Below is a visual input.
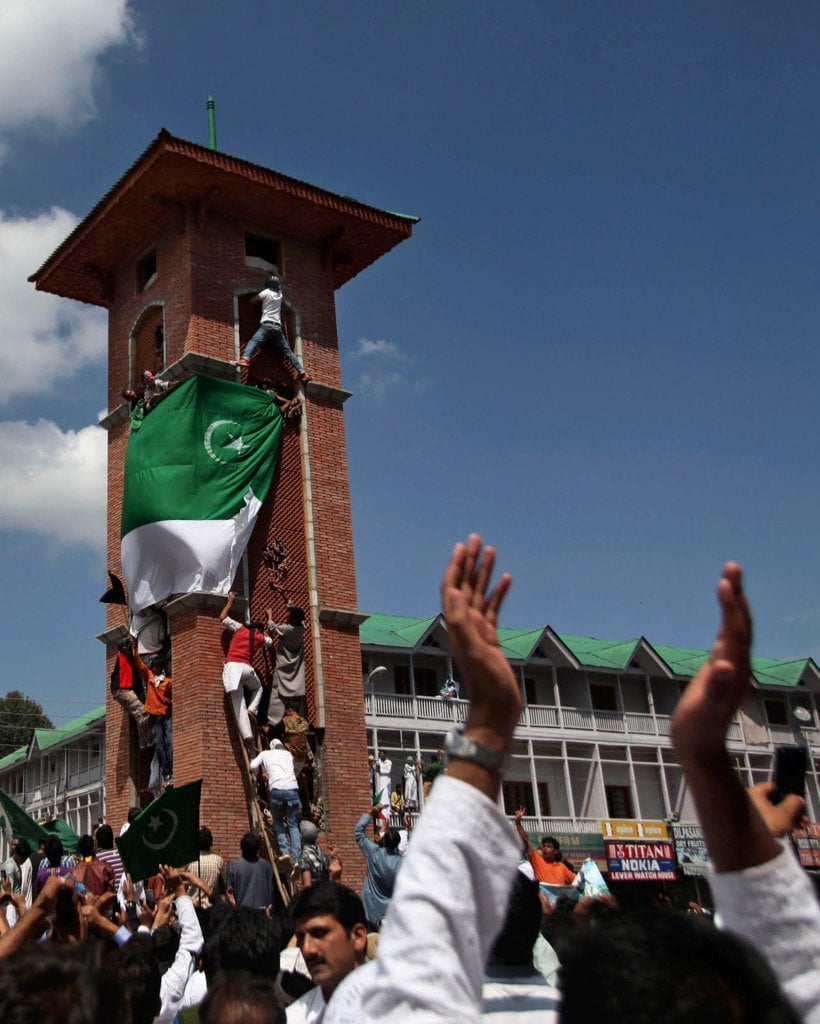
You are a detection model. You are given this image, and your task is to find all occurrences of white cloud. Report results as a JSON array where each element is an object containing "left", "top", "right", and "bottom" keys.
[
  {"left": 0, "top": 207, "right": 107, "bottom": 403},
  {"left": 0, "top": 418, "right": 105, "bottom": 550},
  {"left": 351, "top": 338, "right": 407, "bottom": 360},
  {"left": 0, "top": 1, "right": 139, "bottom": 142},
  {"left": 354, "top": 371, "right": 405, "bottom": 400}
]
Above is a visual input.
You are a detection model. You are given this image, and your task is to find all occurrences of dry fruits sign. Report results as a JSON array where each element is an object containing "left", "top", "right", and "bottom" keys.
[{"left": 605, "top": 840, "right": 678, "bottom": 881}]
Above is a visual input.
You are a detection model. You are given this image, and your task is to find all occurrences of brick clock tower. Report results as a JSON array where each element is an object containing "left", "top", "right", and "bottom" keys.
[{"left": 29, "top": 130, "right": 416, "bottom": 882}]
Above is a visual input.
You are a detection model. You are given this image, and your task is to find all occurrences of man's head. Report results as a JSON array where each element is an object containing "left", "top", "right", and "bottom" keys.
[
  {"left": 44, "top": 835, "right": 64, "bottom": 868},
  {"left": 290, "top": 882, "right": 367, "bottom": 1000},
  {"left": 117, "top": 934, "right": 161, "bottom": 1024},
  {"left": 202, "top": 907, "right": 280, "bottom": 984},
  {"left": 287, "top": 605, "right": 305, "bottom": 625},
  {"left": 381, "top": 829, "right": 401, "bottom": 853},
  {"left": 199, "top": 826, "right": 214, "bottom": 853},
  {"left": 265, "top": 272, "right": 280, "bottom": 290},
  {"left": 95, "top": 823, "right": 114, "bottom": 851},
  {"left": 142, "top": 369, "right": 155, "bottom": 382},
  {"left": 540, "top": 835, "right": 561, "bottom": 863},
  {"left": 77, "top": 834, "right": 95, "bottom": 859},
  {"left": 13, "top": 838, "right": 30, "bottom": 864},
  {"left": 240, "top": 832, "right": 259, "bottom": 861},
  {"left": 200, "top": 971, "right": 284, "bottom": 1024},
  {"left": 152, "top": 657, "right": 167, "bottom": 678},
  {"left": 559, "top": 911, "right": 800, "bottom": 1024},
  {"left": 127, "top": 806, "right": 141, "bottom": 825},
  {"left": 299, "top": 820, "right": 319, "bottom": 847}
]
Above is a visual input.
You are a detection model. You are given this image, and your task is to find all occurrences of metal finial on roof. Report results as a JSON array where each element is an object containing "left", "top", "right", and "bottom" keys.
[{"left": 207, "top": 96, "right": 217, "bottom": 151}]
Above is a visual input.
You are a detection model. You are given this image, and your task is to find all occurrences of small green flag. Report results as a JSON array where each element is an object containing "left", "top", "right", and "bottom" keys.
[
  {"left": 116, "top": 780, "right": 202, "bottom": 882},
  {"left": 0, "top": 790, "right": 49, "bottom": 848},
  {"left": 121, "top": 375, "right": 283, "bottom": 613}
]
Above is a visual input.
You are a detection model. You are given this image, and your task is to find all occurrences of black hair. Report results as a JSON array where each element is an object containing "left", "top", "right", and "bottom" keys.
[
  {"left": 559, "top": 911, "right": 801, "bottom": 1024},
  {"left": 200, "top": 971, "right": 285, "bottom": 1024},
  {"left": 489, "top": 873, "right": 541, "bottom": 967},
  {"left": 382, "top": 829, "right": 401, "bottom": 853},
  {"left": 541, "top": 835, "right": 560, "bottom": 850},
  {"left": 15, "top": 837, "right": 31, "bottom": 860},
  {"left": 289, "top": 881, "right": 366, "bottom": 934},
  {"left": 199, "top": 826, "right": 214, "bottom": 852},
  {"left": 127, "top": 807, "right": 141, "bottom": 825},
  {"left": 288, "top": 606, "right": 305, "bottom": 624},
  {"left": 44, "top": 835, "right": 64, "bottom": 867},
  {"left": 0, "top": 941, "right": 125, "bottom": 1023},
  {"left": 250, "top": 621, "right": 267, "bottom": 633},
  {"left": 77, "top": 834, "right": 95, "bottom": 859},
  {"left": 117, "top": 934, "right": 161, "bottom": 1024},
  {"left": 265, "top": 273, "right": 281, "bottom": 290},
  {"left": 240, "top": 832, "right": 259, "bottom": 861},
  {"left": 95, "top": 824, "right": 114, "bottom": 850},
  {"left": 202, "top": 907, "right": 280, "bottom": 984},
  {"left": 151, "top": 923, "right": 180, "bottom": 975}
]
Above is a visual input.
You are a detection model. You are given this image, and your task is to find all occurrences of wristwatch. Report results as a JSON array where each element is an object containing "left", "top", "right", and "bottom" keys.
[{"left": 444, "top": 724, "right": 507, "bottom": 773}]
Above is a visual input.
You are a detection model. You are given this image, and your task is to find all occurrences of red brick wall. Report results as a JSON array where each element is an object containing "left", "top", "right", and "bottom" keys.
[{"left": 104, "top": 201, "right": 371, "bottom": 882}]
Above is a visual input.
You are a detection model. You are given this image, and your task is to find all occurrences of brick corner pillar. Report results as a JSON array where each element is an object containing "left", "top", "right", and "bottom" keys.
[{"left": 165, "top": 595, "right": 252, "bottom": 863}]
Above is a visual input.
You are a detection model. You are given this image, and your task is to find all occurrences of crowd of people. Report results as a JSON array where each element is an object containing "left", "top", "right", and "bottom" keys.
[{"left": 2, "top": 536, "right": 819, "bottom": 1024}]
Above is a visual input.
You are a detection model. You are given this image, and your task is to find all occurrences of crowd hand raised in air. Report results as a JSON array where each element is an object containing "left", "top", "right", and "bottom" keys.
[
  {"left": 671, "top": 563, "right": 803, "bottom": 872},
  {"left": 441, "top": 534, "right": 520, "bottom": 797}
]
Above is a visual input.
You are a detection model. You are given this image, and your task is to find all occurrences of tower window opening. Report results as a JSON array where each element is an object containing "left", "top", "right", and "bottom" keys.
[
  {"left": 137, "top": 249, "right": 157, "bottom": 292},
  {"left": 245, "top": 233, "right": 282, "bottom": 271}
]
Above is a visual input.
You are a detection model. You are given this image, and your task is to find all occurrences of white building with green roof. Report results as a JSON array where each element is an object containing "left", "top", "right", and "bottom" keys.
[{"left": 360, "top": 612, "right": 820, "bottom": 837}]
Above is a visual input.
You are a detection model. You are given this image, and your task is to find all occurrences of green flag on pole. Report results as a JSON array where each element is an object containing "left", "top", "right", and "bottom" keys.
[
  {"left": 116, "top": 780, "right": 202, "bottom": 882},
  {"left": 121, "top": 375, "right": 283, "bottom": 613},
  {"left": 0, "top": 790, "right": 49, "bottom": 848}
]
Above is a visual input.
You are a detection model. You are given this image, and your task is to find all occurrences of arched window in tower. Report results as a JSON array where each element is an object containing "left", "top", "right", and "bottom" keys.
[{"left": 129, "top": 304, "right": 165, "bottom": 389}]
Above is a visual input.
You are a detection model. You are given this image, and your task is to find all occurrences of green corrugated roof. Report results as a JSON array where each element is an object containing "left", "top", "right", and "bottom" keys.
[
  {"left": 0, "top": 747, "right": 27, "bottom": 771},
  {"left": 361, "top": 617, "right": 815, "bottom": 687},
  {"left": 32, "top": 706, "right": 105, "bottom": 752},
  {"left": 496, "top": 628, "right": 545, "bottom": 660},
  {"left": 751, "top": 658, "right": 810, "bottom": 689},
  {"left": 557, "top": 636, "right": 641, "bottom": 671},
  {"left": 360, "top": 614, "right": 439, "bottom": 648},
  {"left": 652, "top": 645, "right": 711, "bottom": 677}
]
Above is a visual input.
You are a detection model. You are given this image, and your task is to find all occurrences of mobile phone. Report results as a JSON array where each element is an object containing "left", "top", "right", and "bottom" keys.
[
  {"left": 774, "top": 745, "right": 807, "bottom": 804},
  {"left": 145, "top": 890, "right": 156, "bottom": 910}
]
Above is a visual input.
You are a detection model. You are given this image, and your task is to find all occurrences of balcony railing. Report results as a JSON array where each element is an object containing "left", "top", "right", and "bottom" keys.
[{"left": 365, "top": 694, "right": 769, "bottom": 746}]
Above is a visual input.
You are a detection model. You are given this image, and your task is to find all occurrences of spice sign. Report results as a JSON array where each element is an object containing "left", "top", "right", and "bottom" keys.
[
  {"left": 606, "top": 840, "right": 677, "bottom": 881},
  {"left": 601, "top": 819, "right": 669, "bottom": 841}
]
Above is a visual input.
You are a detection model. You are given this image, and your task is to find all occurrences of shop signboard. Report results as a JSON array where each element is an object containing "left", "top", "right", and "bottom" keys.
[
  {"left": 601, "top": 819, "right": 669, "bottom": 841},
  {"left": 606, "top": 839, "right": 677, "bottom": 881},
  {"left": 550, "top": 831, "right": 608, "bottom": 872},
  {"left": 671, "top": 823, "right": 710, "bottom": 877},
  {"left": 792, "top": 823, "right": 820, "bottom": 868}
]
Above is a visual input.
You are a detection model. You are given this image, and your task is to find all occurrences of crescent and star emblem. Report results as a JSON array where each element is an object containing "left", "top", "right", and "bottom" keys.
[
  {"left": 142, "top": 809, "right": 179, "bottom": 850},
  {"left": 204, "top": 419, "right": 249, "bottom": 464}
]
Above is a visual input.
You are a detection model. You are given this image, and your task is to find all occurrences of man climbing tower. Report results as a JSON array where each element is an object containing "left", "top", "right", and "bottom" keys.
[
  {"left": 268, "top": 603, "right": 307, "bottom": 709},
  {"left": 219, "top": 592, "right": 274, "bottom": 757},
  {"left": 236, "top": 271, "right": 312, "bottom": 383}
]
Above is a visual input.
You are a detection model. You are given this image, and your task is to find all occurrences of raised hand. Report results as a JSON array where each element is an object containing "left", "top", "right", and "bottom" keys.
[
  {"left": 748, "top": 782, "right": 807, "bottom": 838},
  {"left": 672, "top": 562, "right": 752, "bottom": 768},
  {"left": 441, "top": 535, "right": 520, "bottom": 745}
]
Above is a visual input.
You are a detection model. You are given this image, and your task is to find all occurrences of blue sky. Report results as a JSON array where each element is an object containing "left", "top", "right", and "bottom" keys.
[{"left": 1, "top": 1, "right": 819, "bottom": 727}]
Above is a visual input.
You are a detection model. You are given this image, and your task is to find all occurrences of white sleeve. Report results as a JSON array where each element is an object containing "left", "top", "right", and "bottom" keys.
[
  {"left": 222, "top": 617, "right": 242, "bottom": 633},
  {"left": 362, "top": 775, "right": 520, "bottom": 1024},
  {"left": 711, "top": 845, "right": 820, "bottom": 1024},
  {"left": 158, "top": 896, "right": 204, "bottom": 1018}
]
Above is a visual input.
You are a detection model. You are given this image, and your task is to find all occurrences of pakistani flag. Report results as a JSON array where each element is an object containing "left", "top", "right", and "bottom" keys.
[
  {"left": 121, "top": 375, "right": 283, "bottom": 613},
  {"left": 117, "top": 780, "right": 201, "bottom": 881},
  {"left": 0, "top": 790, "right": 49, "bottom": 848}
]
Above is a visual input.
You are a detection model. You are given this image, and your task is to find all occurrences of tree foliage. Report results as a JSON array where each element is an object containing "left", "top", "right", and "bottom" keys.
[{"left": 0, "top": 691, "right": 53, "bottom": 757}]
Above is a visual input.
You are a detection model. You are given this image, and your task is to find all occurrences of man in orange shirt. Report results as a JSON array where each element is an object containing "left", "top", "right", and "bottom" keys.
[
  {"left": 135, "top": 646, "right": 173, "bottom": 787},
  {"left": 513, "top": 808, "right": 576, "bottom": 885}
]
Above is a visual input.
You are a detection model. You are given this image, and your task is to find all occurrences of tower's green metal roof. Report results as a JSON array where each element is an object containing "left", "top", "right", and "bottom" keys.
[
  {"left": 652, "top": 645, "right": 712, "bottom": 678},
  {"left": 750, "top": 658, "right": 812, "bottom": 689},
  {"left": 496, "top": 628, "right": 546, "bottom": 660}
]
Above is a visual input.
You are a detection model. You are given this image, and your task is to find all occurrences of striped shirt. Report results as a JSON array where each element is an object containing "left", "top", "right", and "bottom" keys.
[{"left": 96, "top": 848, "right": 124, "bottom": 890}]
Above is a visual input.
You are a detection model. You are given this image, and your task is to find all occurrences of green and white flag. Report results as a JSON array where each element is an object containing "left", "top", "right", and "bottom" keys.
[
  {"left": 117, "top": 780, "right": 201, "bottom": 881},
  {"left": 121, "top": 375, "right": 283, "bottom": 613}
]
